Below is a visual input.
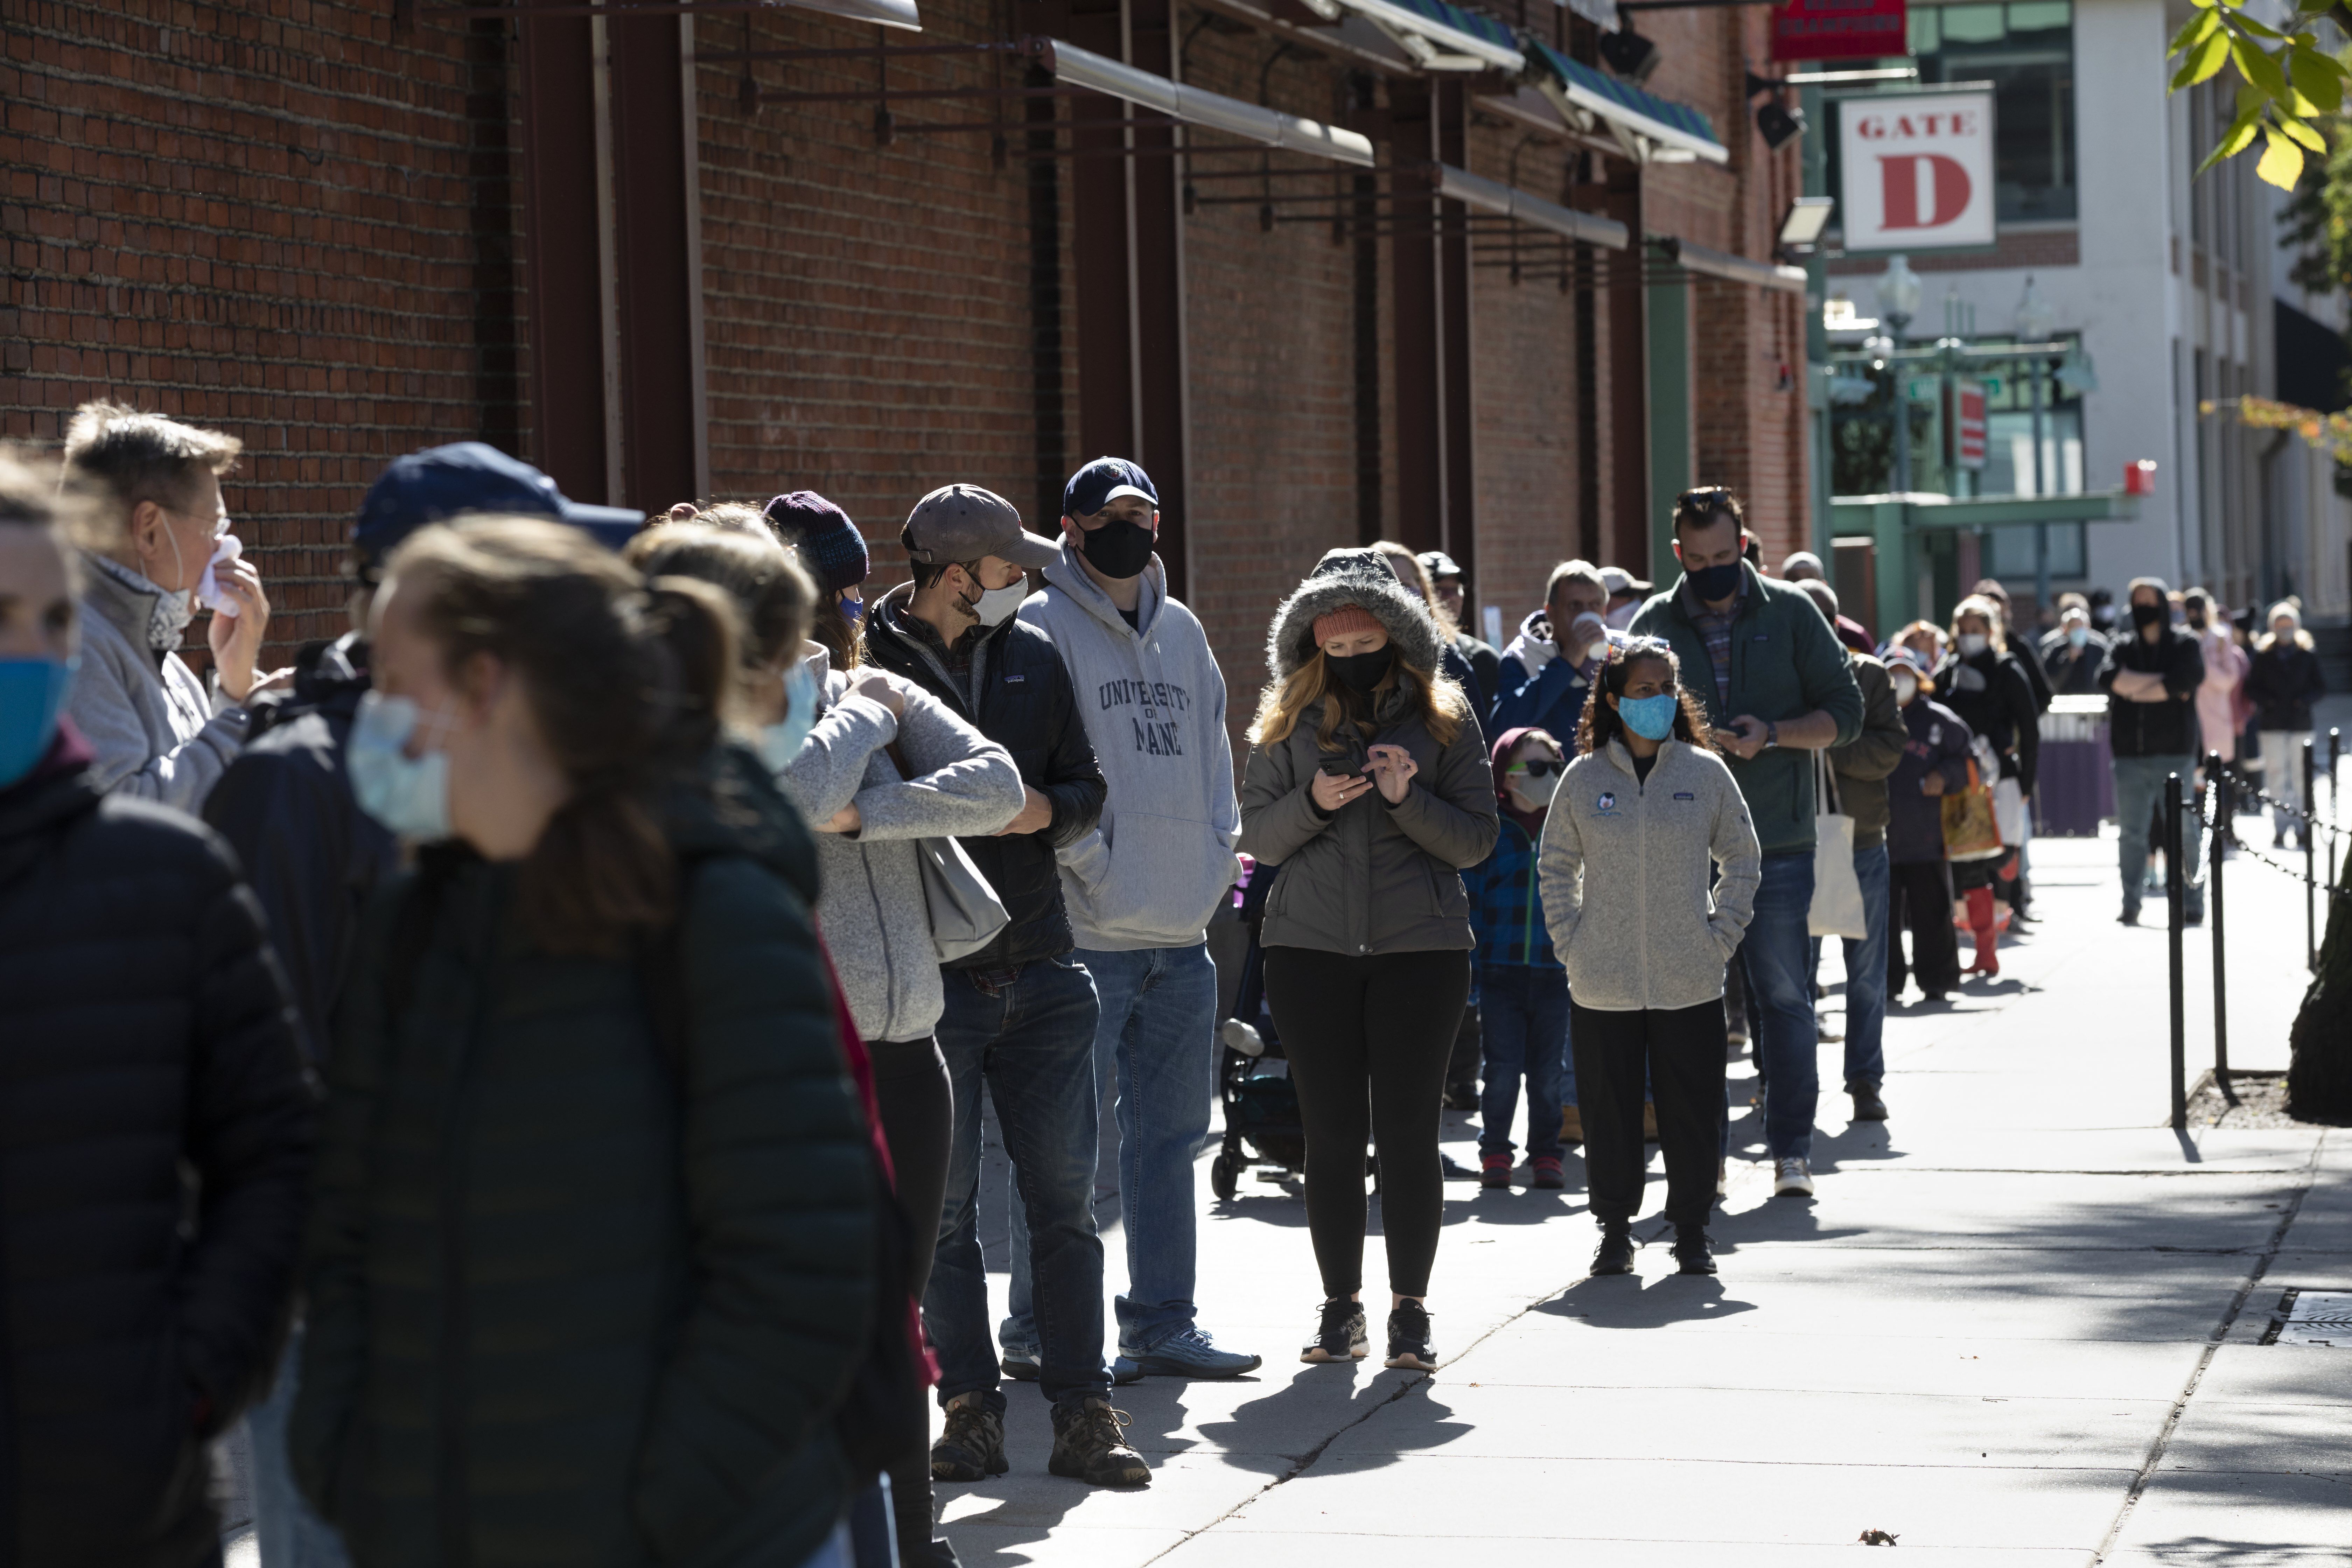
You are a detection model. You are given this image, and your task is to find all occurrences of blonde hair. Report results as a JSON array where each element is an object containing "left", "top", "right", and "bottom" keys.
[
  {"left": 1250, "top": 647, "right": 1469, "bottom": 750},
  {"left": 1895, "top": 619, "right": 1947, "bottom": 657},
  {"left": 1948, "top": 595, "right": 2008, "bottom": 655},
  {"left": 1371, "top": 540, "right": 1454, "bottom": 636},
  {"left": 61, "top": 401, "right": 242, "bottom": 518}
]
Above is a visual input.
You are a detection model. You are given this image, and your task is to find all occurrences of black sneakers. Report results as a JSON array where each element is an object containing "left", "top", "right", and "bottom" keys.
[
  {"left": 1672, "top": 1224, "right": 1717, "bottom": 1275},
  {"left": 1384, "top": 1301, "right": 1438, "bottom": 1370},
  {"left": 1302, "top": 1297, "right": 1369, "bottom": 1362},
  {"left": 1590, "top": 1220, "right": 1635, "bottom": 1276},
  {"left": 1048, "top": 1397, "right": 1152, "bottom": 1487},
  {"left": 930, "top": 1392, "right": 1007, "bottom": 1482},
  {"left": 1850, "top": 1084, "right": 1889, "bottom": 1121}
]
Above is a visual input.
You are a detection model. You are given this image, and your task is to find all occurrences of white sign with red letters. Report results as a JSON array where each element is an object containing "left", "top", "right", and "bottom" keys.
[{"left": 1838, "top": 91, "right": 1996, "bottom": 252}]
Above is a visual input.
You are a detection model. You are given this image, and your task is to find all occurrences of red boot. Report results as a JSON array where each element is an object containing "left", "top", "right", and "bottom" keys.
[{"left": 1962, "top": 886, "right": 2000, "bottom": 977}]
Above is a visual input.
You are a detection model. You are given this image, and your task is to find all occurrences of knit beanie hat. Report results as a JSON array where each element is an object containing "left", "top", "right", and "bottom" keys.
[
  {"left": 1312, "top": 604, "right": 1382, "bottom": 646},
  {"left": 764, "top": 490, "right": 869, "bottom": 594}
]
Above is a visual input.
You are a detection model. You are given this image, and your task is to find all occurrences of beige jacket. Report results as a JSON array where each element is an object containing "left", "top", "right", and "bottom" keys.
[{"left": 1536, "top": 738, "right": 1762, "bottom": 1011}]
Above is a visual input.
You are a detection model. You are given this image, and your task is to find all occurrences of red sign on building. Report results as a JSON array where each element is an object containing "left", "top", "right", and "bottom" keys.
[
  {"left": 1772, "top": 0, "right": 1908, "bottom": 63},
  {"left": 1950, "top": 380, "right": 1988, "bottom": 471}
]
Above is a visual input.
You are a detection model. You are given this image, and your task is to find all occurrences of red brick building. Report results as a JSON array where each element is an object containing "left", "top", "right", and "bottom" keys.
[{"left": 5, "top": 0, "right": 1813, "bottom": 711}]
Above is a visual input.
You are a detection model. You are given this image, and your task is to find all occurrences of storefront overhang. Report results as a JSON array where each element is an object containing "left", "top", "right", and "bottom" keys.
[
  {"left": 1659, "top": 236, "right": 1806, "bottom": 293},
  {"left": 1041, "top": 38, "right": 1377, "bottom": 165},
  {"left": 1833, "top": 491, "right": 2140, "bottom": 638},
  {"left": 783, "top": 0, "right": 921, "bottom": 29},
  {"left": 1429, "top": 163, "right": 1629, "bottom": 249},
  {"left": 1295, "top": 0, "right": 1525, "bottom": 72},
  {"left": 1528, "top": 42, "right": 1727, "bottom": 164}
]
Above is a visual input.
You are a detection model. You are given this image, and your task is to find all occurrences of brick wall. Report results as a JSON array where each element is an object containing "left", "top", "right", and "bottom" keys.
[{"left": 2, "top": 1, "right": 526, "bottom": 665}]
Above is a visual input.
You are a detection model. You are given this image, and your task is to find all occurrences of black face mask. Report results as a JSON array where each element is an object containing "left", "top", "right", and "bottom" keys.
[
  {"left": 2131, "top": 602, "right": 2166, "bottom": 630},
  {"left": 1325, "top": 644, "right": 1396, "bottom": 693},
  {"left": 2186, "top": 611, "right": 2207, "bottom": 629},
  {"left": 1685, "top": 558, "right": 1744, "bottom": 602},
  {"left": 1078, "top": 515, "right": 1156, "bottom": 579}
]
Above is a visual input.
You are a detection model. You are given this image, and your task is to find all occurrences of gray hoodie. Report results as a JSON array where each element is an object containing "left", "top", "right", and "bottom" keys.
[
  {"left": 774, "top": 644, "right": 1026, "bottom": 1042},
  {"left": 68, "top": 556, "right": 250, "bottom": 810},
  {"left": 1018, "top": 538, "right": 1241, "bottom": 953}
]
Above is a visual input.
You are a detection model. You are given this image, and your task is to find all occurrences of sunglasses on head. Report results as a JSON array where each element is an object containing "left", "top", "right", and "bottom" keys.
[{"left": 1676, "top": 486, "right": 1733, "bottom": 509}]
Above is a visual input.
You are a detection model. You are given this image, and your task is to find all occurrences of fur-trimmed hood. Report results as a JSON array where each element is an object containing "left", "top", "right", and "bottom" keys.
[{"left": 1265, "top": 547, "right": 1449, "bottom": 681}]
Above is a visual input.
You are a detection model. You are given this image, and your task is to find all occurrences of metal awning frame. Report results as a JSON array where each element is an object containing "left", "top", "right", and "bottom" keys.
[{"left": 1289, "top": 0, "right": 1526, "bottom": 71}]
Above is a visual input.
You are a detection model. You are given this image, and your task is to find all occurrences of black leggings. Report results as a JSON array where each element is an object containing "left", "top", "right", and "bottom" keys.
[
  {"left": 1888, "top": 860, "right": 1961, "bottom": 996},
  {"left": 1571, "top": 998, "right": 1725, "bottom": 1230},
  {"left": 1262, "top": 946, "right": 1472, "bottom": 1301},
  {"left": 867, "top": 1036, "right": 952, "bottom": 1542}
]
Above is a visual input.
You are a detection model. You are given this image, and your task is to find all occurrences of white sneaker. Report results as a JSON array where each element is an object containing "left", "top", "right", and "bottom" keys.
[{"left": 1773, "top": 1156, "right": 1815, "bottom": 1197}]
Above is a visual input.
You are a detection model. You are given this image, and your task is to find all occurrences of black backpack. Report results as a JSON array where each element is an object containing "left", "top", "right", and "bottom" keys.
[{"left": 379, "top": 848, "right": 925, "bottom": 1486}]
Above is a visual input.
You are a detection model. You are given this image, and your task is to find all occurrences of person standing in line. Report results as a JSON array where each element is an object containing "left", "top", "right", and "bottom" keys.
[
  {"left": 1463, "top": 725, "right": 1574, "bottom": 1190},
  {"left": 1600, "top": 565, "right": 1652, "bottom": 633},
  {"left": 60, "top": 401, "right": 295, "bottom": 808},
  {"left": 990, "top": 457, "right": 1261, "bottom": 1383},
  {"left": 1630, "top": 488, "right": 1863, "bottom": 1200},
  {"left": 861, "top": 485, "right": 1150, "bottom": 1489},
  {"left": 1883, "top": 648, "right": 1973, "bottom": 1004},
  {"left": 0, "top": 453, "right": 316, "bottom": 1568},
  {"left": 1780, "top": 552, "right": 1874, "bottom": 655},
  {"left": 1237, "top": 548, "right": 1497, "bottom": 1370},
  {"left": 2248, "top": 600, "right": 2328, "bottom": 848},
  {"left": 1799, "top": 580, "right": 1907, "bottom": 1122},
  {"left": 2186, "top": 587, "right": 2249, "bottom": 772},
  {"left": 1374, "top": 540, "right": 1490, "bottom": 741},
  {"left": 2100, "top": 576, "right": 2207, "bottom": 925},
  {"left": 1884, "top": 620, "right": 1949, "bottom": 671},
  {"left": 1540, "top": 639, "right": 1760, "bottom": 1276},
  {"left": 2038, "top": 594, "right": 2109, "bottom": 695},
  {"left": 1933, "top": 594, "right": 2040, "bottom": 968},
  {"left": 1420, "top": 548, "right": 1502, "bottom": 715},
  {"left": 1494, "top": 560, "right": 1617, "bottom": 744},
  {"left": 1971, "top": 578, "right": 2054, "bottom": 707},
  {"left": 766, "top": 489, "right": 873, "bottom": 669}
]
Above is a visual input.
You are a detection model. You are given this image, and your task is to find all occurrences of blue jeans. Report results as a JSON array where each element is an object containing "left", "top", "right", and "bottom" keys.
[
  {"left": 2113, "top": 754, "right": 2204, "bottom": 913},
  {"left": 1477, "top": 965, "right": 1569, "bottom": 1160},
  {"left": 925, "top": 955, "right": 1108, "bottom": 1410},
  {"left": 244, "top": 1325, "right": 352, "bottom": 1567},
  {"left": 1003, "top": 943, "right": 1219, "bottom": 1355},
  {"left": 1840, "top": 843, "right": 1891, "bottom": 1091},
  {"left": 1736, "top": 850, "right": 1820, "bottom": 1161}
]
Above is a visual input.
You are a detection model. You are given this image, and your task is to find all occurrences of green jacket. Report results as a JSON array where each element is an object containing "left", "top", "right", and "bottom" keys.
[
  {"left": 292, "top": 748, "right": 877, "bottom": 1568},
  {"left": 1630, "top": 564, "right": 1865, "bottom": 854}
]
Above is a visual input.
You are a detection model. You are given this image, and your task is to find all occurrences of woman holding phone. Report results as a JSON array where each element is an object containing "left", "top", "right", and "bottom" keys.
[{"left": 1238, "top": 548, "right": 1498, "bottom": 1371}]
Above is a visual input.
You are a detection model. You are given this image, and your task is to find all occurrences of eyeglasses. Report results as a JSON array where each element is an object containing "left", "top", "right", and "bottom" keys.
[{"left": 1509, "top": 759, "right": 1564, "bottom": 782}]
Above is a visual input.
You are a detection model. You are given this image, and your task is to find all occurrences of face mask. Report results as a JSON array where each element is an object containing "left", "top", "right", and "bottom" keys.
[
  {"left": 1617, "top": 691, "right": 1679, "bottom": 742},
  {"left": 760, "top": 661, "right": 821, "bottom": 773},
  {"left": 2067, "top": 626, "right": 2090, "bottom": 649},
  {"left": 1078, "top": 514, "right": 1156, "bottom": 579},
  {"left": 1957, "top": 632, "right": 1990, "bottom": 658},
  {"left": 2187, "top": 611, "right": 2207, "bottom": 630},
  {"left": 196, "top": 534, "right": 243, "bottom": 618},
  {"left": 0, "top": 656, "right": 76, "bottom": 788},
  {"left": 1605, "top": 601, "right": 1638, "bottom": 632},
  {"left": 1325, "top": 644, "right": 1396, "bottom": 693},
  {"left": 2132, "top": 602, "right": 2166, "bottom": 630},
  {"left": 1891, "top": 673, "right": 1919, "bottom": 706},
  {"left": 838, "top": 595, "right": 864, "bottom": 628},
  {"left": 972, "top": 582, "right": 1027, "bottom": 628},
  {"left": 1684, "top": 558, "right": 1743, "bottom": 603},
  {"left": 1506, "top": 757, "right": 1562, "bottom": 811},
  {"left": 348, "top": 691, "right": 453, "bottom": 840}
]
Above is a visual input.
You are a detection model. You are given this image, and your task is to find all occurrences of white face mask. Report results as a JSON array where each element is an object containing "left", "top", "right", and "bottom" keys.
[
  {"left": 1957, "top": 632, "right": 1990, "bottom": 658},
  {"left": 972, "top": 581, "right": 1027, "bottom": 627},
  {"left": 1892, "top": 673, "right": 1919, "bottom": 705}
]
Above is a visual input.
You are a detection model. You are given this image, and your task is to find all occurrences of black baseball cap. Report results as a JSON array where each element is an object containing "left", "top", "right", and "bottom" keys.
[{"left": 353, "top": 443, "right": 645, "bottom": 574}]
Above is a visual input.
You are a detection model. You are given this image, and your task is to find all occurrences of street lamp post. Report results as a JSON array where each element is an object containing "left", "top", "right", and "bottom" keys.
[
  {"left": 2016, "top": 277, "right": 2059, "bottom": 616},
  {"left": 1879, "top": 254, "right": 1922, "bottom": 494}
]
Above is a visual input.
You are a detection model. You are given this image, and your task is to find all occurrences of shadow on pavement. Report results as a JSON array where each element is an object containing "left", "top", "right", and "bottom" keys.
[
  {"left": 1197, "top": 1366, "right": 1470, "bottom": 1475},
  {"left": 1537, "top": 1274, "right": 1758, "bottom": 1327}
]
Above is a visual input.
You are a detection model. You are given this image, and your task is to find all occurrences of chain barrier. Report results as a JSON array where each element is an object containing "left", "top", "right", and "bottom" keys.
[
  {"left": 2224, "top": 774, "right": 2351, "bottom": 844},
  {"left": 2199, "top": 786, "right": 2352, "bottom": 898}
]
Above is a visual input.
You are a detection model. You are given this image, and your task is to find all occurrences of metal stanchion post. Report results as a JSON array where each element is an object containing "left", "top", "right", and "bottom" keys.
[
  {"left": 2330, "top": 727, "right": 2342, "bottom": 891},
  {"left": 2209, "top": 757, "right": 2236, "bottom": 1106},
  {"left": 2308, "top": 738, "right": 2320, "bottom": 970},
  {"left": 2168, "top": 771, "right": 2187, "bottom": 1133}
]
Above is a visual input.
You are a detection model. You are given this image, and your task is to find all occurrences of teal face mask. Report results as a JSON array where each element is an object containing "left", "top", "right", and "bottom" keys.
[
  {"left": 0, "top": 656, "right": 76, "bottom": 788},
  {"left": 760, "top": 660, "right": 821, "bottom": 774},
  {"left": 347, "top": 691, "right": 453, "bottom": 840},
  {"left": 1617, "top": 691, "right": 1679, "bottom": 742}
]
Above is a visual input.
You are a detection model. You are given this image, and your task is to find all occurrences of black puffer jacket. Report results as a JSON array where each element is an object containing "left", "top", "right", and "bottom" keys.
[
  {"left": 0, "top": 731, "right": 314, "bottom": 1568},
  {"left": 1934, "top": 648, "right": 2041, "bottom": 793},
  {"left": 2248, "top": 637, "right": 2327, "bottom": 732},
  {"left": 863, "top": 584, "right": 1106, "bottom": 969},
  {"left": 203, "top": 633, "right": 398, "bottom": 1060}
]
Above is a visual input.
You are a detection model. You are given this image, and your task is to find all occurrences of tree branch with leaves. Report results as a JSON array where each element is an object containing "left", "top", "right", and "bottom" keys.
[{"left": 2171, "top": 0, "right": 2350, "bottom": 187}]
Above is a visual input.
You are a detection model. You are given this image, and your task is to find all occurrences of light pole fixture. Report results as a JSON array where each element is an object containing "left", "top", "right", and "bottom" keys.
[
  {"left": 2014, "top": 274, "right": 2057, "bottom": 345},
  {"left": 1878, "top": 254, "right": 1921, "bottom": 495}
]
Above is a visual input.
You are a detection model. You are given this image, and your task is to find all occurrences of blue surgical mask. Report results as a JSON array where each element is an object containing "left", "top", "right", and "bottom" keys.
[
  {"left": 347, "top": 691, "right": 453, "bottom": 840},
  {"left": 2066, "top": 626, "right": 2089, "bottom": 649},
  {"left": 0, "top": 656, "right": 76, "bottom": 788},
  {"left": 1618, "top": 691, "right": 1679, "bottom": 742},
  {"left": 839, "top": 595, "right": 864, "bottom": 627},
  {"left": 760, "top": 660, "right": 821, "bottom": 773}
]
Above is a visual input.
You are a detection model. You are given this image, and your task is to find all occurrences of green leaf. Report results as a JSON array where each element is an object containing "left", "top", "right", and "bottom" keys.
[
  {"left": 2178, "top": 29, "right": 2235, "bottom": 85},
  {"left": 2237, "top": 14, "right": 2284, "bottom": 40},
  {"left": 2260, "top": 123, "right": 2308, "bottom": 187},
  {"left": 2293, "top": 46, "right": 2348, "bottom": 109},
  {"left": 2283, "top": 113, "right": 2328, "bottom": 151},
  {"left": 2240, "top": 80, "right": 2270, "bottom": 114},
  {"left": 2171, "top": 8, "right": 2222, "bottom": 52},
  {"left": 2198, "top": 105, "right": 2266, "bottom": 174},
  {"left": 2234, "top": 36, "right": 2289, "bottom": 96}
]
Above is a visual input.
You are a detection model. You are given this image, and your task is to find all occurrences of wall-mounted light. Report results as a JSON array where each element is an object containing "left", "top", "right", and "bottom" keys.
[
  {"left": 1778, "top": 196, "right": 1836, "bottom": 251},
  {"left": 1599, "top": 28, "right": 1659, "bottom": 84},
  {"left": 1757, "top": 99, "right": 1806, "bottom": 149}
]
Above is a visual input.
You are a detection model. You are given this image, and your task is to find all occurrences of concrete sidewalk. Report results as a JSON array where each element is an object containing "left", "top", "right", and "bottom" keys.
[{"left": 937, "top": 830, "right": 2352, "bottom": 1567}]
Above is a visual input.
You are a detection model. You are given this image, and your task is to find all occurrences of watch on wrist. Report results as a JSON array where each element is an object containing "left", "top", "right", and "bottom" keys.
[{"left": 1763, "top": 721, "right": 1780, "bottom": 751}]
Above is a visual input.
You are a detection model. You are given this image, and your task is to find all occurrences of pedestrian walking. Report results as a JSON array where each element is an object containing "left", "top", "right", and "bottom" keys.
[
  {"left": 1801, "top": 581, "right": 1907, "bottom": 1122},
  {"left": 1538, "top": 638, "right": 1760, "bottom": 1275},
  {"left": 996, "top": 456, "right": 1261, "bottom": 1382},
  {"left": 1629, "top": 487, "right": 1863, "bottom": 1200},
  {"left": 1933, "top": 594, "right": 2040, "bottom": 965},
  {"left": 2248, "top": 600, "right": 2328, "bottom": 847},
  {"left": 1419, "top": 548, "right": 1503, "bottom": 716},
  {"left": 2099, "top": 577, "right": 2207, "bottom": 925},
  {"left": 1495, "top": 559, "right": 1617, "bottom": 741},
  {"left": 290, "top": 516, "right": 882, "bottom": 1568},
  {"left": 1882, "top": 648, "right": 1973, "bottom": 1003},
  {"left": 1464, "top": 725, "right": 1574, "bottom": 1190},
  {"left": 1237, "top": 548, "right": 1498, "bottom": 1370},
  {"left": 60, "top": 401, "right": 292, "bottom": 807},
  {"left": 0, "top": 452, "right": 316, "bottom": 1567},
  {"left": 2038, "top": 594, "right": 2109, "bottom": 695},
  {"left": 861, "top": 485, "right": 1151, "bottom": 1489}
]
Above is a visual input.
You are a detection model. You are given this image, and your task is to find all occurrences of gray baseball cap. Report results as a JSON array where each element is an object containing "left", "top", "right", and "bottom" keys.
[{"left": 903, "top": 483, "right": 1060, "bottom": 569}]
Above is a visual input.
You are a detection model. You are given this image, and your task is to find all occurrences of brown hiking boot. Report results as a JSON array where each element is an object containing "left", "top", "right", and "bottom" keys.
[
  {"left": 930, "top": 1392, "right": 1007, "bottom": 1482},
  {"left": 1048, "top": 1397, "right": 1152, "bottom": 1486}
]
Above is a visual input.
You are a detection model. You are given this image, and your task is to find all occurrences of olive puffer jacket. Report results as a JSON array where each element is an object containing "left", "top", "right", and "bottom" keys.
[
  {"left": 1, "top": 732, "right": 314, "bottom": 1568},
  {"left": 291, "top": 748, "right": 878, "bottom": 1568},
  {"left": 1238, "top": 550, "right": 1499, "bottom": 955}
]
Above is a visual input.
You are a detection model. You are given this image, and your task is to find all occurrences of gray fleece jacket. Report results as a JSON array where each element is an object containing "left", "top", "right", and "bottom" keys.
[
  {"left": 773, "top": 644, "right": 1025, "bottom": 1043},
  {"left": 1018, "top": 540, "right": 1241, "bottom": 953},
  {"left": 1536, "top": 738, "right": 1762, "bottom": 1011},
  {"left": 67, "top": 556, "right": 250, "bottom": 810}
]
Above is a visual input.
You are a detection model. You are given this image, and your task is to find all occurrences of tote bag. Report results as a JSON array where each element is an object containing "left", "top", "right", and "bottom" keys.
[
  {"left": 1941, "top": 756, "right": 2005, "bottom": 861},
  {"left": 914, "top": 836, "right": 1011, "bottom": 962},
  {"left": 1808, "top": 750, "right": 1869, "bottom": 940}
]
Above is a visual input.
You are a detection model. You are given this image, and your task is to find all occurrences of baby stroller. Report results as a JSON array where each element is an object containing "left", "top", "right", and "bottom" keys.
[{"left": 1205, "top": 860, "right": 1306, "bottom": 1199}]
